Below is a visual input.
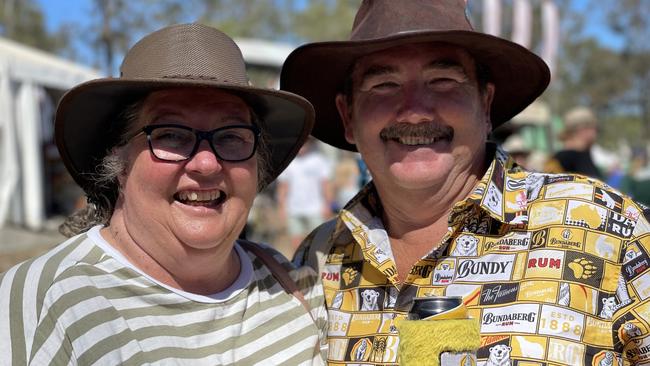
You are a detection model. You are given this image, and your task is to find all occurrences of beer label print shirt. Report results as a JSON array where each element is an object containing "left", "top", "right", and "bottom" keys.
[{"left": 295, "top": 145, "right": 650, "bottom": 366}]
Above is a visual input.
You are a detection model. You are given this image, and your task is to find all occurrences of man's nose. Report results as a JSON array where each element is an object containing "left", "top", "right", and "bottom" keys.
[{"left": 395, "top": 82, "right": 434, "bottom": 123}]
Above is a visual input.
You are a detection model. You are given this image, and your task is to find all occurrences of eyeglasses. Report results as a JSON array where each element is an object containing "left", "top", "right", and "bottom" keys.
[{"left": 138, "top": 123, "right": 260, "bottom": 162}]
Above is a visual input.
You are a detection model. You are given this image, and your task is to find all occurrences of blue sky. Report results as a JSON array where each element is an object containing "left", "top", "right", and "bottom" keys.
[{"left": 36, "top": 0, "right": 623, "bottom": 69}]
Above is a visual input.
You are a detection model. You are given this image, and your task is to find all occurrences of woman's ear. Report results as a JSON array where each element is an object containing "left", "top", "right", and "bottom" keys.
[{"left": 108, "top": 146, "right": 129, "bottom": 188}]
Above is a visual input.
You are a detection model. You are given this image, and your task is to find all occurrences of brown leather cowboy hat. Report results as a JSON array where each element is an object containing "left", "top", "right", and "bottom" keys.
[
  {"left": 55, "top": 23, "right": 314, "bottom": 192},
  {"left": 281, "top": 0, "right": 550, "bottom": 151}
]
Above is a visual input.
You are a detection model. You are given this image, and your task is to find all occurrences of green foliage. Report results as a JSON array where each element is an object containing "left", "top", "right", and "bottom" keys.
[
  {"left": 0, "top": 0, "right": 69, "bottom": 52},
  {"left": 291, "top": 0, "right": 359, "bottom": 41},
  {"left": 191, "top": 0, "right": 359, "bottom": 42},
  {"left": 84, "top": 0, "right": 194, "bottom": 75},
  {"left": 590, "top": 0, "right": 650, "bottom": 140},
  {"left": 599, "top": 114, "right": 645, "bottom": 150},
  {"left": 197, "top": 0, "right": 290, "bottom": 39}
]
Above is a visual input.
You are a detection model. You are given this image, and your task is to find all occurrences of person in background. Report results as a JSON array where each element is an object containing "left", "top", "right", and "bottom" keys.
[
  {"left": 545, "top": 106, "right": 603, "bottom": 179},
  {"left": 331, "top": 151, "right": 361, "bottom": 212},
  {"left": 281, "top": 0, "right": 650, "bottom": 364},
  {"left": 277, "top": 137, "right": 334, "bottom": 249},
  {"left": 0, "top": 24, "right": 327, "bottom": 365},
  {"left": 622, "top": 147, "right": 650, "bottom": 206},
  {"left": 502, "top": 133, "right": 532, "bottom": 169}
]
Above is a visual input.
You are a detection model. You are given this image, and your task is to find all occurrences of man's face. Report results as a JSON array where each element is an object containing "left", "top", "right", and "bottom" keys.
[
  {"left": 576, "top": 124, "right": 598, "bottom": 146},
  {"left": 336, "top": 43, "right": 495, "bottom": 193}
]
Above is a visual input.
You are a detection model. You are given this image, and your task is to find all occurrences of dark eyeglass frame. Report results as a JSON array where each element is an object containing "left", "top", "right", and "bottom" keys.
[{"left": 137, "top": 123, "right": 261, "bottom": 162}]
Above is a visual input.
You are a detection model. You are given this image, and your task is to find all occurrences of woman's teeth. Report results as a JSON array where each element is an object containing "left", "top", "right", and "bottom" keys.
[{"left": 176, "top": 190, "right": 224, "bottom": 205}]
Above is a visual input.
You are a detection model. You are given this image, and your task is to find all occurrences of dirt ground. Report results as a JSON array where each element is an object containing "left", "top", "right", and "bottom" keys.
[{"left": 0, "top": 225, "right": 65, "bottom": 272}]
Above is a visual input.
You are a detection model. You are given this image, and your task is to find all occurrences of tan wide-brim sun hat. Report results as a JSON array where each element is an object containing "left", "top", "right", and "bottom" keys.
[
  {"left": 280, "top": 0, "right": 550, "bottom": 151},
  {"left": 558, "top": 106, "right": 598, "bottom": 140},
  {"left": 55, "top": 23, "right": 314, "bottom": 192}
]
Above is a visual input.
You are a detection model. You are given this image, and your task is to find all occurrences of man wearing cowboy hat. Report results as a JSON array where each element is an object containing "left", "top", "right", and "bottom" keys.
[
  {"left": 282, "top": 0, "right": 650, "bottom": 364},
  {"left": 545, "top": 106, "right": 603, "bottom": 179}
]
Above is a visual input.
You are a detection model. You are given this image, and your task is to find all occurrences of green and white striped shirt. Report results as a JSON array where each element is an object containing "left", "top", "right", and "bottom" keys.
[{"left": 0, "top": 226, "right": 327, "bottom": 365}]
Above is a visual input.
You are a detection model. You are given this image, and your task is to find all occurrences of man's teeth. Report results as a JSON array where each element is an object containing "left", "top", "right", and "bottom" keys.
[
  {"left": 178, "top": 190, "right": 222, "bottom": 202},
  {"left": 396, "top": 136, "right": 439, "bottom": 145}
]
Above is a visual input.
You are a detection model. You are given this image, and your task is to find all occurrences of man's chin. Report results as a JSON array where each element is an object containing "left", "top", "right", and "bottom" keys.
[{"left": 387, "top": 166, "right": 451, "bottom": 190}]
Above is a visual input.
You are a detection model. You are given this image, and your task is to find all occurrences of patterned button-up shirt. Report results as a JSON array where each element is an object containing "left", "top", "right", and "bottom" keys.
[{"left": 294, "top": 146, "right": 650, "bottom": 365}]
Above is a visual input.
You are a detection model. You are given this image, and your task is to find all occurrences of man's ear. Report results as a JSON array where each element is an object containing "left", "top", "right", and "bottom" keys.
[
  {"left": 335, "top": 93, "right": 356, "bottom": 144},
  {"left": 483, "top": 83, "right": 496, "bottom": 132}
]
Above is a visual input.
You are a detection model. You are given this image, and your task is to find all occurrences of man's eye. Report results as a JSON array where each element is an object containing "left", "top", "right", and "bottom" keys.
[
  {"left": 428, "top": 78, "right": 459, "bottom": 88},
  {"left": 371, "top": 81, "right": 399, "bottom": 90},
  {"left": 429, "top": 78, "right": 455, "bottom": 84}
]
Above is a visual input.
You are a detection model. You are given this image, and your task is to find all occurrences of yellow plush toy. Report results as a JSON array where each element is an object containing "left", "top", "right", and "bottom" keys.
[{"left": 397, "top": 318, "right": 480, "bottom": 366}]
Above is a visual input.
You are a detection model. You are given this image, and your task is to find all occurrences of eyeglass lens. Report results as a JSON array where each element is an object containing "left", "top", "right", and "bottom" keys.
[{"left": 147, "top": 125, "right": 257, "bottom": 162}]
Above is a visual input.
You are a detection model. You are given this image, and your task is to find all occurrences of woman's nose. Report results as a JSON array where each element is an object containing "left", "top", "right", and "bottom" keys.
[{"left": 185, "top": 140, "right": 222, "bottom": 174}]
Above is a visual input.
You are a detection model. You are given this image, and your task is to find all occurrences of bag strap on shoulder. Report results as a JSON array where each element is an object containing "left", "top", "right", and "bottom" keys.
[{"left": 238, "top": 240, "right": 315, "bottom": 323}]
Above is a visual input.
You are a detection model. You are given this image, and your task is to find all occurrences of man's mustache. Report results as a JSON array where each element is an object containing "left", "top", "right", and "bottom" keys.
[{"left": 379, "top": 122, "right": 454, "bottom": 141}]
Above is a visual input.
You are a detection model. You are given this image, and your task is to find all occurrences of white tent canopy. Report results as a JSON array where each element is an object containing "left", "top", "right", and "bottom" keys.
[
  {"left": 0, "top": 36, "right": 101, "bottom": 230},
  {"left": 236, "top": 38, "right": 294, "bottom": 69}
]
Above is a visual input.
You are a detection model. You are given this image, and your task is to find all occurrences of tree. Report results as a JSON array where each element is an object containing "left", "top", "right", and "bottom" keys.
[
  {"left": 291, "top": 0, "right": 359, "bottom": 42},
  {"left": 600, "top": 0, "right": 650, "bottom": 140},
  {"left": 84, "top": 0, "right": 190, "bottom": 76},
  {"left": 79, "top": 0, "right": 360, "bottom": 75},
  {"left": 193, "top": 0, "right": 359, "bottom": 42},
  {"left": 0, "top": 0, "right": 69, "bottom": 53}
]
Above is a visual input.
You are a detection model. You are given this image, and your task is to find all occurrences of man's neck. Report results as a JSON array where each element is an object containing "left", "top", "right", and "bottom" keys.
[
  {"left": 376, "top": 164, "right": 484, "bottom": 241},
  {"left": 373, "top": 171, "right": 482, "bottom": 284}
]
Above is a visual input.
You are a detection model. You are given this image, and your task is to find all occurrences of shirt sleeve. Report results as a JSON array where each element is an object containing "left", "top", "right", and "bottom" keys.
[
  {"left": 0, "top": 261, "right": 75, "bottom": 366},
  {"left": 613, "top": 233, "right": 650, "bottom": 365},
  {"left": 292, "top": 218, "right": 337, "bottom": 272}
]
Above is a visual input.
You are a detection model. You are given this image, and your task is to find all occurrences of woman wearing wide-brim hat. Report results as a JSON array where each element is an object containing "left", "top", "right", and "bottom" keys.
[{"left": 0, "top": 23, "right": 326, "bottom": 365}]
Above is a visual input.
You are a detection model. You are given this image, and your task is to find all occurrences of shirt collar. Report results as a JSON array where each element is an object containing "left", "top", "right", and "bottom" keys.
[{"left": 336, "top": 143, "right": 530, "bottom": 238}]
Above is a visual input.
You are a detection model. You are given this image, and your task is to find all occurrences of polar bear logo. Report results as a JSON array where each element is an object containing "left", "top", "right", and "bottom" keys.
[
  {"left": 527, "top": 174, "right": 545, "bottom": 201},
  {"left": 624, "top": 247, "right": 640, "bottom": 263},
  {"left": 598, "top": 351, "right": 615, "bottom": 366},
  {"left": 600, "top": 190, "right": 617, "bottom": 209},
  {"left": 486, "top": 344, "right": 511, "bottom": 366},
  {"left": 451, "top": 235, "right": 479, "bottom": 257},
  {"left": 360, "top": 289, "right": 380, "bottom": 311},
  {"left": 514, "top": 336, "right": 544, "bottom": 359},
  {"left": 595, "top": 235, "right": 616, "bottom": 260},
  {"left": 599, "top": 297, "right": 617, "bottom": 319},
  {"left": 623, "top": 322, "right": 643, "bottom": 338},
  {"left": 485, "top": 184, "right": 502, "bottom": 214}
]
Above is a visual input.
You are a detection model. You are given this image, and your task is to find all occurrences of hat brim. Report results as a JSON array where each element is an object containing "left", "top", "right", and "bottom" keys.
[
  {"left": 281, "top": 30, "right": 550, "bottom": 151},
  {"left": 55, "top": 78, "right": 315, "bottom": 191}
]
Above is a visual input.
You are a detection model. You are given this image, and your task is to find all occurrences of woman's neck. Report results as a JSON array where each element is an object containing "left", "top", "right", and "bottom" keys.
[{"left": 101, "top": 214, "right": 241, "bottom": 295}]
